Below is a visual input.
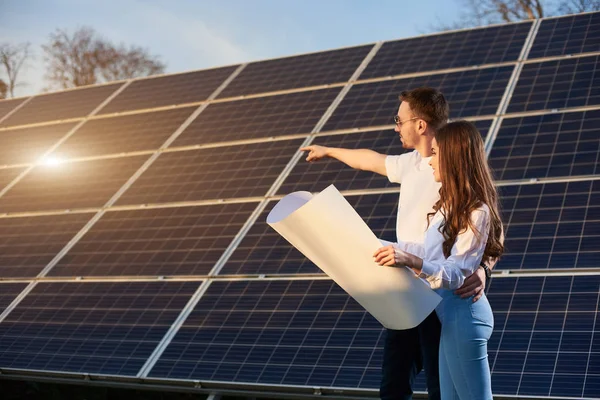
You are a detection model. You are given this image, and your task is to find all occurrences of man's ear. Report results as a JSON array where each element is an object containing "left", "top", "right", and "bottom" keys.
[{"left": 418, "top": 119, "right": 428, "bottom": 135}]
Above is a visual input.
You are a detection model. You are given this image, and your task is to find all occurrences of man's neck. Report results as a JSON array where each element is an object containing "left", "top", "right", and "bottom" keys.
[{"left": 415, "top": 137, "right": 434, "bottom": 158}]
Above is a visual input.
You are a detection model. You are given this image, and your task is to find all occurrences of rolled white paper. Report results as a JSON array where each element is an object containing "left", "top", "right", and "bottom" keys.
[{"left": 267, "top": 184, "right": 441, "bottom": 330}]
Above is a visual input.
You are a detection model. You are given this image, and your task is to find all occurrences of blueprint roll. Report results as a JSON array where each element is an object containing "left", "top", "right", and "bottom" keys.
[{"left": 267, "top": 184, "right": 441, "bottom": 330}]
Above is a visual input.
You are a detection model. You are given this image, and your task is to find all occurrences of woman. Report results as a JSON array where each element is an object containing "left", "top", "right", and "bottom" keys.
[{"left": 374, "top": 120, "right": 504, "bottom": 400}]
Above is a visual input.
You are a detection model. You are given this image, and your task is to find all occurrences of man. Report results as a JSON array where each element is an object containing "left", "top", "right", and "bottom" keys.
[{"left": 301, "top": 87, "right": 490, "bottom": 400}]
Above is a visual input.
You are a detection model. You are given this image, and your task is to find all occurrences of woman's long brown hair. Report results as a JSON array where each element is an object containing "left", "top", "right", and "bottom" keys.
[{"left": 428, "top": 120, "right": 504, "bottom": 263}]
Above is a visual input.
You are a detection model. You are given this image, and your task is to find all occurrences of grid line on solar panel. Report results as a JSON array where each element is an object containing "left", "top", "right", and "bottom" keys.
[
  {"left": 323, "top": 66, "right": 513, "bottom": 132},
  {"left": 497, "top": 180, "right": 600, "bottom": 271},
  {"left": 0, "top": 83, "right": 124, "bottom": 128},
  {"left": 0, "top": 213, "right": 94, "bottom": 278},
  {"left": 486, "top": 275, "right": 600, "bottom": 398},
  {"left": 47, "top": 202, "right": 259, "bottom": 277},
  {"left": 507, "top": 55, "right": 600, "bottom": 113},
  {"left": 96, "top": 66, "right": 239, "bottom": 115},
  {"left": 0, "top": 122, "right": 78, "bottom": 166},
  {"left": 169, "top": 88, "right": 341, "bottom": 147},
  {"left": 218, "top": 193, "right": 398, "bottom": 276},
  {"left": 50, "top": 107, "right": 197, "bottom": 160},
  {"left": 0, "top": 98, "right": 29, "bottom": 122},
  {"left": 278, "top": 120, "right": 492, "bottom": 196},
  {"left": 0, "top": 283, "right": 29, "bottom": 313},
  {"left": 489, "top": 110, "right": 600, "bottom": 181},
  {"left": 115, "top": 139, "right": 305, "bottom": 206},
  {"left": 148, "top": 279, "right": 385, "bottom": 388},
  {"left": 529, "top": 12, "right": 600, "bottom": 59},
  {"left": 360, "top": 22, "right": 531, "bottom": 80},
  {"left": 0, "top": 155, "right": 149, "bottom": 213},
  {"left": 0, "top": 281, "right": 199, "bottom": 376},
  {"left": 217, "top": 46, "right": 373, "bottom": 99},
  {"left": 0, "top": 168, "right": 26, "bottom": 191}
]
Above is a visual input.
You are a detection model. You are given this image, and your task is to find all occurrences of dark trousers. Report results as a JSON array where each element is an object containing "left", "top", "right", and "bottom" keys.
[{"left": 380, "top": 311, "right": 442, "bottom": 400}]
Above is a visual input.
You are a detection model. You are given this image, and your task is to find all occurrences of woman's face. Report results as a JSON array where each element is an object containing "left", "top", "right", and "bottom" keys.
[{"left": 429, "top": 138, "right": 441, "bottom": 182}]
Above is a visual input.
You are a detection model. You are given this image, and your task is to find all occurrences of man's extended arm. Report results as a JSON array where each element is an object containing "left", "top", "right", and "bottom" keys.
[{"left": 301, "top": 145, "right": 387, "bottom": 176}]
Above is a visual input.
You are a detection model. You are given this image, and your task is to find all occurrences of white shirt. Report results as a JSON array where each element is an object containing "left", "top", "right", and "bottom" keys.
[
  {"left": 385, "top": 151, "right": 441, "bottom": 287},
  {"left": 396, "top": 204, "right": 491, "bottom": 290}
]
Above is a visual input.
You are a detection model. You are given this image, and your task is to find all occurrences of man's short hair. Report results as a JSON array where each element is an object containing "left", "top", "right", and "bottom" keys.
[{"left": 399, "top": 87, "right": 449, "bottom": 131}]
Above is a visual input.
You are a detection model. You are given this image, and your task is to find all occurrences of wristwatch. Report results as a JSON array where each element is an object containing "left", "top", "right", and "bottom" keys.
[{"left": 480, "top": 262, "right": 492, "bottom": 279}]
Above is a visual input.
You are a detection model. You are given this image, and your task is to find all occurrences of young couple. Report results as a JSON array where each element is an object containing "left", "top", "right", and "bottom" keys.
[{"left": 301, "top": 87, "right": 503, "bottom": 400}]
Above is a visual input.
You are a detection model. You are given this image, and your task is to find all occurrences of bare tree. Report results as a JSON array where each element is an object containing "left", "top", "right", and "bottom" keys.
[
  {"left": 0, "top": 79, "right": 7, "bottom": 99},
  {"left": 0, "top": 42, "right": 31, "bottom": 98},
  {"left": 43, "top": 27, "right": 166, "bottom": 90},
  {"left": 434, "top": 0, "right": 599, "bottom": 31}
]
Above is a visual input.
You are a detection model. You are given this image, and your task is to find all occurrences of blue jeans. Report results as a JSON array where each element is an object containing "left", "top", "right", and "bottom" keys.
[
  {"left": 380, "top": 311, "right": 441, "bottom": 400},
  {"left": 435, "top": 289, "right": 494, "bottom": 400}
]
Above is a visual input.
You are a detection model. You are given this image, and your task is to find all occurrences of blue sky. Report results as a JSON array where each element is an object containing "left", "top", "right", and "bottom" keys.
[{"left": 0, "top": 0, "right": 463, "bottom": 97}]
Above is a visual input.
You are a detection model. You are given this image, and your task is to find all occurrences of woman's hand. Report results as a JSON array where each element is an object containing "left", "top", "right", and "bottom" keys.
[{"left": 373, "top": 245, "right": 423, "bottom": 274}]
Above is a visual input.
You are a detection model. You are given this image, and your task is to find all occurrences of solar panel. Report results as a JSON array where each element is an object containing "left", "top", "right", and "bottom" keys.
[
  {"left": 487, "top": 275, "right": 600, "bottom": 398},
  {"left": 497, "top": 179, "right": 599, "bottom": 270},
  {"left": 0, "top": 281, "right": 199, "bottom": 375},
  {"left": 507, "top": 55, "right": 600, "bottom": 113},
  {"left": 48, "top": 202, "right": 259, "bottom": 277},
  {"left": 0, "top": 283, "right": 29, "bottom": 313},
  {"left": 0, "top": 97, "right": 28, "bottom": 121},
  {"left": 0, "top": 213, "right": 93, "bottom": 278},
  {"left": 0, "top": 155, "right": 149, "bottom": 213},
  {"left": 278, "top": 120, "right": 492, "bottom": 195},
  {"left": 116, "top": 139, "right": 305, "bottom": 206},
  {"left": 148, "top": 279, "right": 385, "bottom": 388},
  {"left": 323, "top": 66, "right": 512, "bottom": 132},
  {"left": 51, "top": 107, "right": 196, "bottom": 160},
  {"left": 217, "top": 45, "right": 373, "bottom": 98},
  {"left": 489, "top": 110, "right": 600, "bottom": 180},
  {"left": 0, "top": 83, "right": 123, "bottom": 128},
  {"left": 0, "top": 122, "right": 78, "bottom": 166},
  {"left": 97, "top": 66, "right": 238, "bottom": 115},
  {"left": 360, "top": 22, "right": 531, "bottom": 80},
  {"left": 170, "top": 88, "right": 341, "bottom": 147},
  {"left": 528, "top": 13, "right": 600, "bottom": 59},
  {"left": 218, "top": 193, "right": 398, "bottom": 276}
]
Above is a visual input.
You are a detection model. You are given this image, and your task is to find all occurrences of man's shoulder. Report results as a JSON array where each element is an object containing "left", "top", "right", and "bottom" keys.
[{"left": 387, "top": 150, "right": 420, "bottom": 163}]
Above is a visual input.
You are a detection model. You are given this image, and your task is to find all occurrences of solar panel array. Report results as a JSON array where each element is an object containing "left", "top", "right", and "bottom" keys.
[{"left": 0, "top": 12, "right": 599, "bottom": 399}]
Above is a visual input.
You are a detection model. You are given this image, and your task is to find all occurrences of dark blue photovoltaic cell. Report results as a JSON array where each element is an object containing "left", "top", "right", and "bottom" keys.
[
  {"left": 497, "top": 180, "right": 600, "bottom": 270},
  {"left": 279, "top": 120, "right": 491, "bottom": 195},
  {"left": 361, "top": 22, "right": 531, "bottom": 79},
  {"left": 0, "top": 122, "right": 77, "bottom": 166},
  {"left": 0, "top": 281, "right": 199, "bottom": 375},
  {"left": 529, "top": 12, "right": 600, "bottom": 59},
  {"left": 0, "top": 213, "right": 94, "bottom": 278},
  {"left": 148, "top": 279, "right": 386, "bottom": 388},
  {"left": 116, "top": 139, "right": 305, "bottom": 206},
  {"left": 0, "top": 83, "right": 123, "bottom": 128},
  {"left": 0, "top": 283, "right": 28, "bottom": 313},
  {"left": 218, "top": 45, "right": 373, "bottom": 98},
  {"left": 507, "top": 55, "right": 600, "bottom": 113},
  {"left": 218, "top": 193, "right": 398, "bottom": 276},
  {"left": 323, "top": 67, "right": 512, "bottom": 132},
  {"left": 49, "top": 203, "right": 258, "bottom": 277},
  {"left": 489, "top": 110, "right": 600, "bottom": 180},
  {"left": 487, "top": 275, "right": 600, "bottom": 398}
]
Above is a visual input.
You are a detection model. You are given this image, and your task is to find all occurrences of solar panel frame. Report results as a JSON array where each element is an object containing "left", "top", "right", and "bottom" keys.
[
  {"left": 0, "top": 283, "right": 29, "bottom": 313},
  {"left": 0, "top": 97, "right": 29, "bottom": 122}
]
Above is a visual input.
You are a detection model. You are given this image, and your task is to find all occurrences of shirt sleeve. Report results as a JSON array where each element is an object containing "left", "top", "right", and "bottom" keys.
[
  {"left": 420, "top": 207, "right": 490, "bottom": 290},
  {"left": 393, "top": 240, "right": 425, "bottom": 258},
  {"left": 385, "top": 152, "right": 413, "bottom": 184}
]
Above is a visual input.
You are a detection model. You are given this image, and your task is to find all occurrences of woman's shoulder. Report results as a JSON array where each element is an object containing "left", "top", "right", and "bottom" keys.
[{"left": 470, "top": 203, "right": 490, "bottom": 223}]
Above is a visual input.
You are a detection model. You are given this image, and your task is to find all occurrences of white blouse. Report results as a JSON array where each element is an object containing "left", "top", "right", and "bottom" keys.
[{"left": 395, "top": 204, "right": 490, "bottom": 290}]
